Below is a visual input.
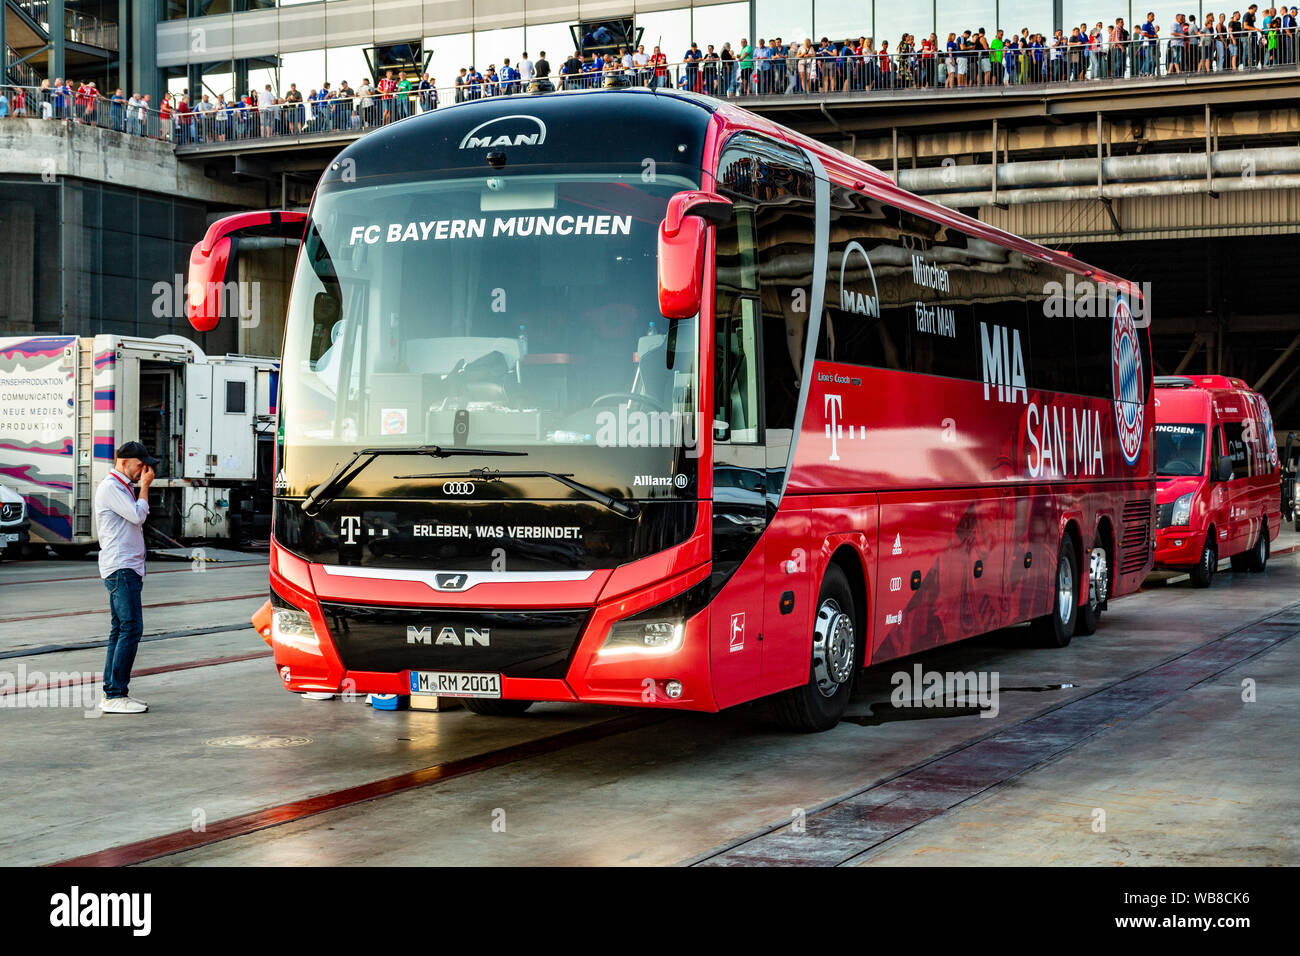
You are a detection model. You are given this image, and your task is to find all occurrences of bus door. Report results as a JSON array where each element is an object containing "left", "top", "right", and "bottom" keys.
[{"left": 708, "top": 136, "right": 819, "bottom": 704}]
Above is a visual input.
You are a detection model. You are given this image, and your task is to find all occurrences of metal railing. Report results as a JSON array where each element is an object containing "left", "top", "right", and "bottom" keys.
[
  {"left": 3, "top": 85, "right": 170, "bottom": 139},
  {"left": 172, "top": 34, "right": 1300, "bottom": 150},
  {"left": 14, "top": 1, "right": 119, "bottom": 52},
  {"left": 170, "top": 88, "right": 443, "bottom": 143},
  {"left": 561, "top": 35, "right": 1300, "bottom": 96},
  {"left": 10, "top": 31, "right": 1296, "bottom": 148},
  {"left": 5, "top": 46, "right": 44, "bottom": 88}
]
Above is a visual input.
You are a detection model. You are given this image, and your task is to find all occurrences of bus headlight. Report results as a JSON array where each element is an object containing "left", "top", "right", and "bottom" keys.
[
  {"left": 598, "top": 579, "right": 709, "bottom": 657},
  {"left": 1170, "top": 492, "right": 1193, "bottom": 527},
  {"left": 270, "top": 593, "right": 322, "bottom": 655},
  {"left": 602, "top": 618, "right": 685, "bottom": 654}
]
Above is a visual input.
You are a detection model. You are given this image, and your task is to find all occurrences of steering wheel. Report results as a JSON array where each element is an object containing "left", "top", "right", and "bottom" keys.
[
  {"left": 589, "top": 392, "right": 668, "bottom": 412},
  {"left": 1162, "top": 460, "right": 1197, "bottom": 476}
]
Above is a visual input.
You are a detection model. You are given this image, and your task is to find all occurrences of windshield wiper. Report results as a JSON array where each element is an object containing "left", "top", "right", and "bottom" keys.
[
  {"left": 301, "top": 445, "right": 527, "bottom": 516},
  {"left": 396, "top": 467, "right": 641, "bottom": 519}
]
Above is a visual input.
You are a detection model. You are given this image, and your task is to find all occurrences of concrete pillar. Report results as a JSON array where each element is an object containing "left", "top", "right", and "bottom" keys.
[
  {"left": 132, "top": 0, "right": 161, "bottom": 104},
  {"left": 50, "top": 0, "right": 65, "bottom": 82},
  {"left": 119, "top": 0, "right": 129, "bottom": 90}
]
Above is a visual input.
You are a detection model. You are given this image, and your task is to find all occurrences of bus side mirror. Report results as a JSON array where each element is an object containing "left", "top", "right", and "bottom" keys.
[
  {"left": 187, "top": 210, "right": 307, "bottom": 331},
  {"left": 1215, "top": 455, "right": 1233, "bottom": 482},
  {"left": 657, "top": 191, "right": 732, "bottom": 320}
]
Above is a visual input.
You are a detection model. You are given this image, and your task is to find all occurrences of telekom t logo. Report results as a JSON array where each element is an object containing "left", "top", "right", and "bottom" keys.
[
  {"left": 340, "top": 515, "right": 362, "bottom": 545},
  {"left": 824, "top": 393, "right": 843, "bottom": 461}
]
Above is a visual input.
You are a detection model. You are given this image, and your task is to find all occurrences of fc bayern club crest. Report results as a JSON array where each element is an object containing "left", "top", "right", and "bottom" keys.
[{"left": 1111, "top": 296, "right": 1144, "bottom": 466}]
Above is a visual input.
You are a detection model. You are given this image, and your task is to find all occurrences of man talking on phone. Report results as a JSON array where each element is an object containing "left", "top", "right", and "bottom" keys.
[{"left": 95, "top": 441, "right": 159, "bottom": 714}]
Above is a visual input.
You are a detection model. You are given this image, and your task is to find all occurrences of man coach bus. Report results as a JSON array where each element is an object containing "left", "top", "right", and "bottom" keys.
[{"left": 186, "top": 88, "right": 1154, "bottom": 731}]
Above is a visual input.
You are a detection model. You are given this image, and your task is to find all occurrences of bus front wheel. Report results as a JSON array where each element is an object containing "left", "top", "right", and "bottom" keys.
[
  {"left": 770, "top": 563, "right": 859, "bottom": 733},
  {"left": 461, "top": 698, "right": 534, "bottom": 716},
  {"left": 1190, "top": 535, "right": 1216, "bottom": 589},
  {"left": 1031, "top": 538, "right": 1079, "bottom": 648}
]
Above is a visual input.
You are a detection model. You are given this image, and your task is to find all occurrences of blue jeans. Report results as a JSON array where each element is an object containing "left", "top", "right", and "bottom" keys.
[{"left": 103, "top": 568, "right": 143, "bottom": 699}]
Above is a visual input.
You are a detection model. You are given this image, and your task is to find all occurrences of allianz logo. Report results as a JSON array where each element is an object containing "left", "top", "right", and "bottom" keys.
[{"left": 407, "top": 625, "right": 490, "bottom": 646}]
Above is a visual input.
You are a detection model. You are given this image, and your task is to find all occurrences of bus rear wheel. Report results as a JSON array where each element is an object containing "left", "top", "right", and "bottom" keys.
[
  {"left": 1031, "top": 537, "right": 1078, "bottom": 648},
  {"left": 1244, "top": 523, "right": 1269, "bottom": 573},
  {"left": 461, "top": 698, "right": 534, "bottom": 716},
  {"left": 1074, "top": 545, "right": 1108, "bottom": 637},
  {"left": 770, "top": 563, "right": 859, "bottom": 733}
]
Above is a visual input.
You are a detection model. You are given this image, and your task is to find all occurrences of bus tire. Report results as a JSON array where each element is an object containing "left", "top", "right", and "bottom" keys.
[
  {"left": 461, "top": 698, "right": 534, "bottom": 716},
  {"left": 1244, "top": 524, "right": 1269, "bottom": 573},
  {"left": 1190, "top": 535, "right": 1216, "bottom": 588},
  {"left": 1031, "top": 537, "right": 1078, "bottom": 648},
  {"left": 770, "top": 563, "right": 859, "bottom": 733},
  {"left": 1075, "top": 545, "right": 1108, "bottom": 637}
]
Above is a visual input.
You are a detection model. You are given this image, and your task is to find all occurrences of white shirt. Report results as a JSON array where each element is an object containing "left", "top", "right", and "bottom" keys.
[
  {"left": 633, "top": 51, "right": 650, "bottom": 67},
  {"left": 95, "top": 469, "right": 149, "bottom": 580},
  {"left": 259, "top": 89, "right": 274, "bottom": 108},
  {"left": 518, "top": 58, "right": 535, "bottom": 80}
]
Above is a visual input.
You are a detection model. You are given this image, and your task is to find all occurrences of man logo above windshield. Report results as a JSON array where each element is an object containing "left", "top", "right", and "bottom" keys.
[{"left": 458, "top": 115, "right": 548, "bottom": 149}]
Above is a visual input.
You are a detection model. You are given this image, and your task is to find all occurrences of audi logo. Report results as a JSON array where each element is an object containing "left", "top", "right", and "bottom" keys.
[{"left": 442, "top": 481, "right": 475, "bottom": 495}]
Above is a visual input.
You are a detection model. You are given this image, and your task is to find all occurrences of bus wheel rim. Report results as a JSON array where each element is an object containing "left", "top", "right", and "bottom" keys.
[
  {"left": 1057, "top": 557, "right": 1073, "bottom": 623},
  {"left": 1089, "top": 547, "right": 1108, "bottom": 610},
  {"left": 812, "top": 598, "right": 854, "bottom": 697}
]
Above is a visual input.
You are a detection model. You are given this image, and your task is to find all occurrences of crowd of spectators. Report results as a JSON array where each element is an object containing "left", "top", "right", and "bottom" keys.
[
  {"left": 540, "top": 6, "right": 1300, "bottom": 94},
  {"left": 3, "top": 6, "right": 1299, "bottom": 138}
]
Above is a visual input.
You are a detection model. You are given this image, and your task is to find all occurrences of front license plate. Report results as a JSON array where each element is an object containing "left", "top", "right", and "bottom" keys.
[{"left": 409, "top": 670, "right": 502, "bottom": 698}]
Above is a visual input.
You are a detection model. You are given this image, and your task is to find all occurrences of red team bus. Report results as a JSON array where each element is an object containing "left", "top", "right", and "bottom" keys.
[{"left": 188, "top": 89, "right": 1155, "bottom": 731}]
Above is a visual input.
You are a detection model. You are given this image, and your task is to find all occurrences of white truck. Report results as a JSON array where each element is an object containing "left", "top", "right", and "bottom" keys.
[{"left": 0, "top": 333, "right": 278, "bottom": 555}]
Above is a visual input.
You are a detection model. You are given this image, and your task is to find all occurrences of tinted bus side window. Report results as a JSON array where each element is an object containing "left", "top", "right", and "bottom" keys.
[
  {"left": 716, "top": 133, "right": 816, "bottom": 450},
  {"left": 818, "top": 188, "right": 914, "bottom": 372},
  {"left": 1223, "top": 421, "right": 1252, "bottom": 478}
]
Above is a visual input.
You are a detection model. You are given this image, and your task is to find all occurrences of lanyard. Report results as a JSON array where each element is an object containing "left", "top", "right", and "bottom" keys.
[{"left": 111, "top": 471, "right": 136, "bottom": 499}]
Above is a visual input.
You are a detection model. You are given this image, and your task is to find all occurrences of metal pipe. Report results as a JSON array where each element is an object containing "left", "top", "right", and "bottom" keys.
[
  {"left": 818, "top": 101, "right": 856, "bottom": 158},
  {"left": 898, "top": 145, "right": 1300, "bottom": 193},
  {"left": 1205, "top": 105, "right": 1214, "bottom": 193},
  {"left": 1254, "top": 329, "right": 1300, "bottom": 392},
  {"left": 1173, "top": 333, "right": 1206, "bottom": 375},
  {"left": 927, "top": 171, "right": 1300, "bottom": 207}
]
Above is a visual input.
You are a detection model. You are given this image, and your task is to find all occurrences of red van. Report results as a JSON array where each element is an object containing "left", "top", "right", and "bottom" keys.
[{"left": 1153, "top": 375, "right": 1281, "bottom": 587}]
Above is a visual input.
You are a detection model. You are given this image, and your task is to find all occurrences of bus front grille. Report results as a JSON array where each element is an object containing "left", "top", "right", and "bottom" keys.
[{"left": 318, "top": 603, "right": 591, "bottom": 679}]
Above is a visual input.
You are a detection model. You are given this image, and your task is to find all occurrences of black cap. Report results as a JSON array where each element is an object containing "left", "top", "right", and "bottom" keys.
[{"left": 115, "top": 441, "right": 160, "bottom": 468}]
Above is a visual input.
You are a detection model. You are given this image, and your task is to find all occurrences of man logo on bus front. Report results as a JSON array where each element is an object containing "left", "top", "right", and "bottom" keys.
[
  {"left": 458, "top": 115, "right": 548, "bottom": 149},
  {"left": 1111, "top": 296, "right": 1145, "bottom": 467}
]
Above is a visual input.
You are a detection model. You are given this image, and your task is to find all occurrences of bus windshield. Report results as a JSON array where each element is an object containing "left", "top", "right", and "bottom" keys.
[
  {"left": 279, "top": 169, "right": 701, "bottom": 500},
  {"left": 1155, "top": 423, "right": 1207, "bottom": 477}
]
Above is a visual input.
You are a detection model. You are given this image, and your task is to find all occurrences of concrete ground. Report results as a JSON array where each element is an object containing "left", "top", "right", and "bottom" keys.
[{"left": 0, "top": 526, "right": 1296, "bottom": 867}]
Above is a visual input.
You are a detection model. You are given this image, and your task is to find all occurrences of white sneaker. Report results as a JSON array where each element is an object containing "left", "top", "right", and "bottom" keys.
[{"left": 100, "top": 697, "right": 148, "bottom": 714}]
